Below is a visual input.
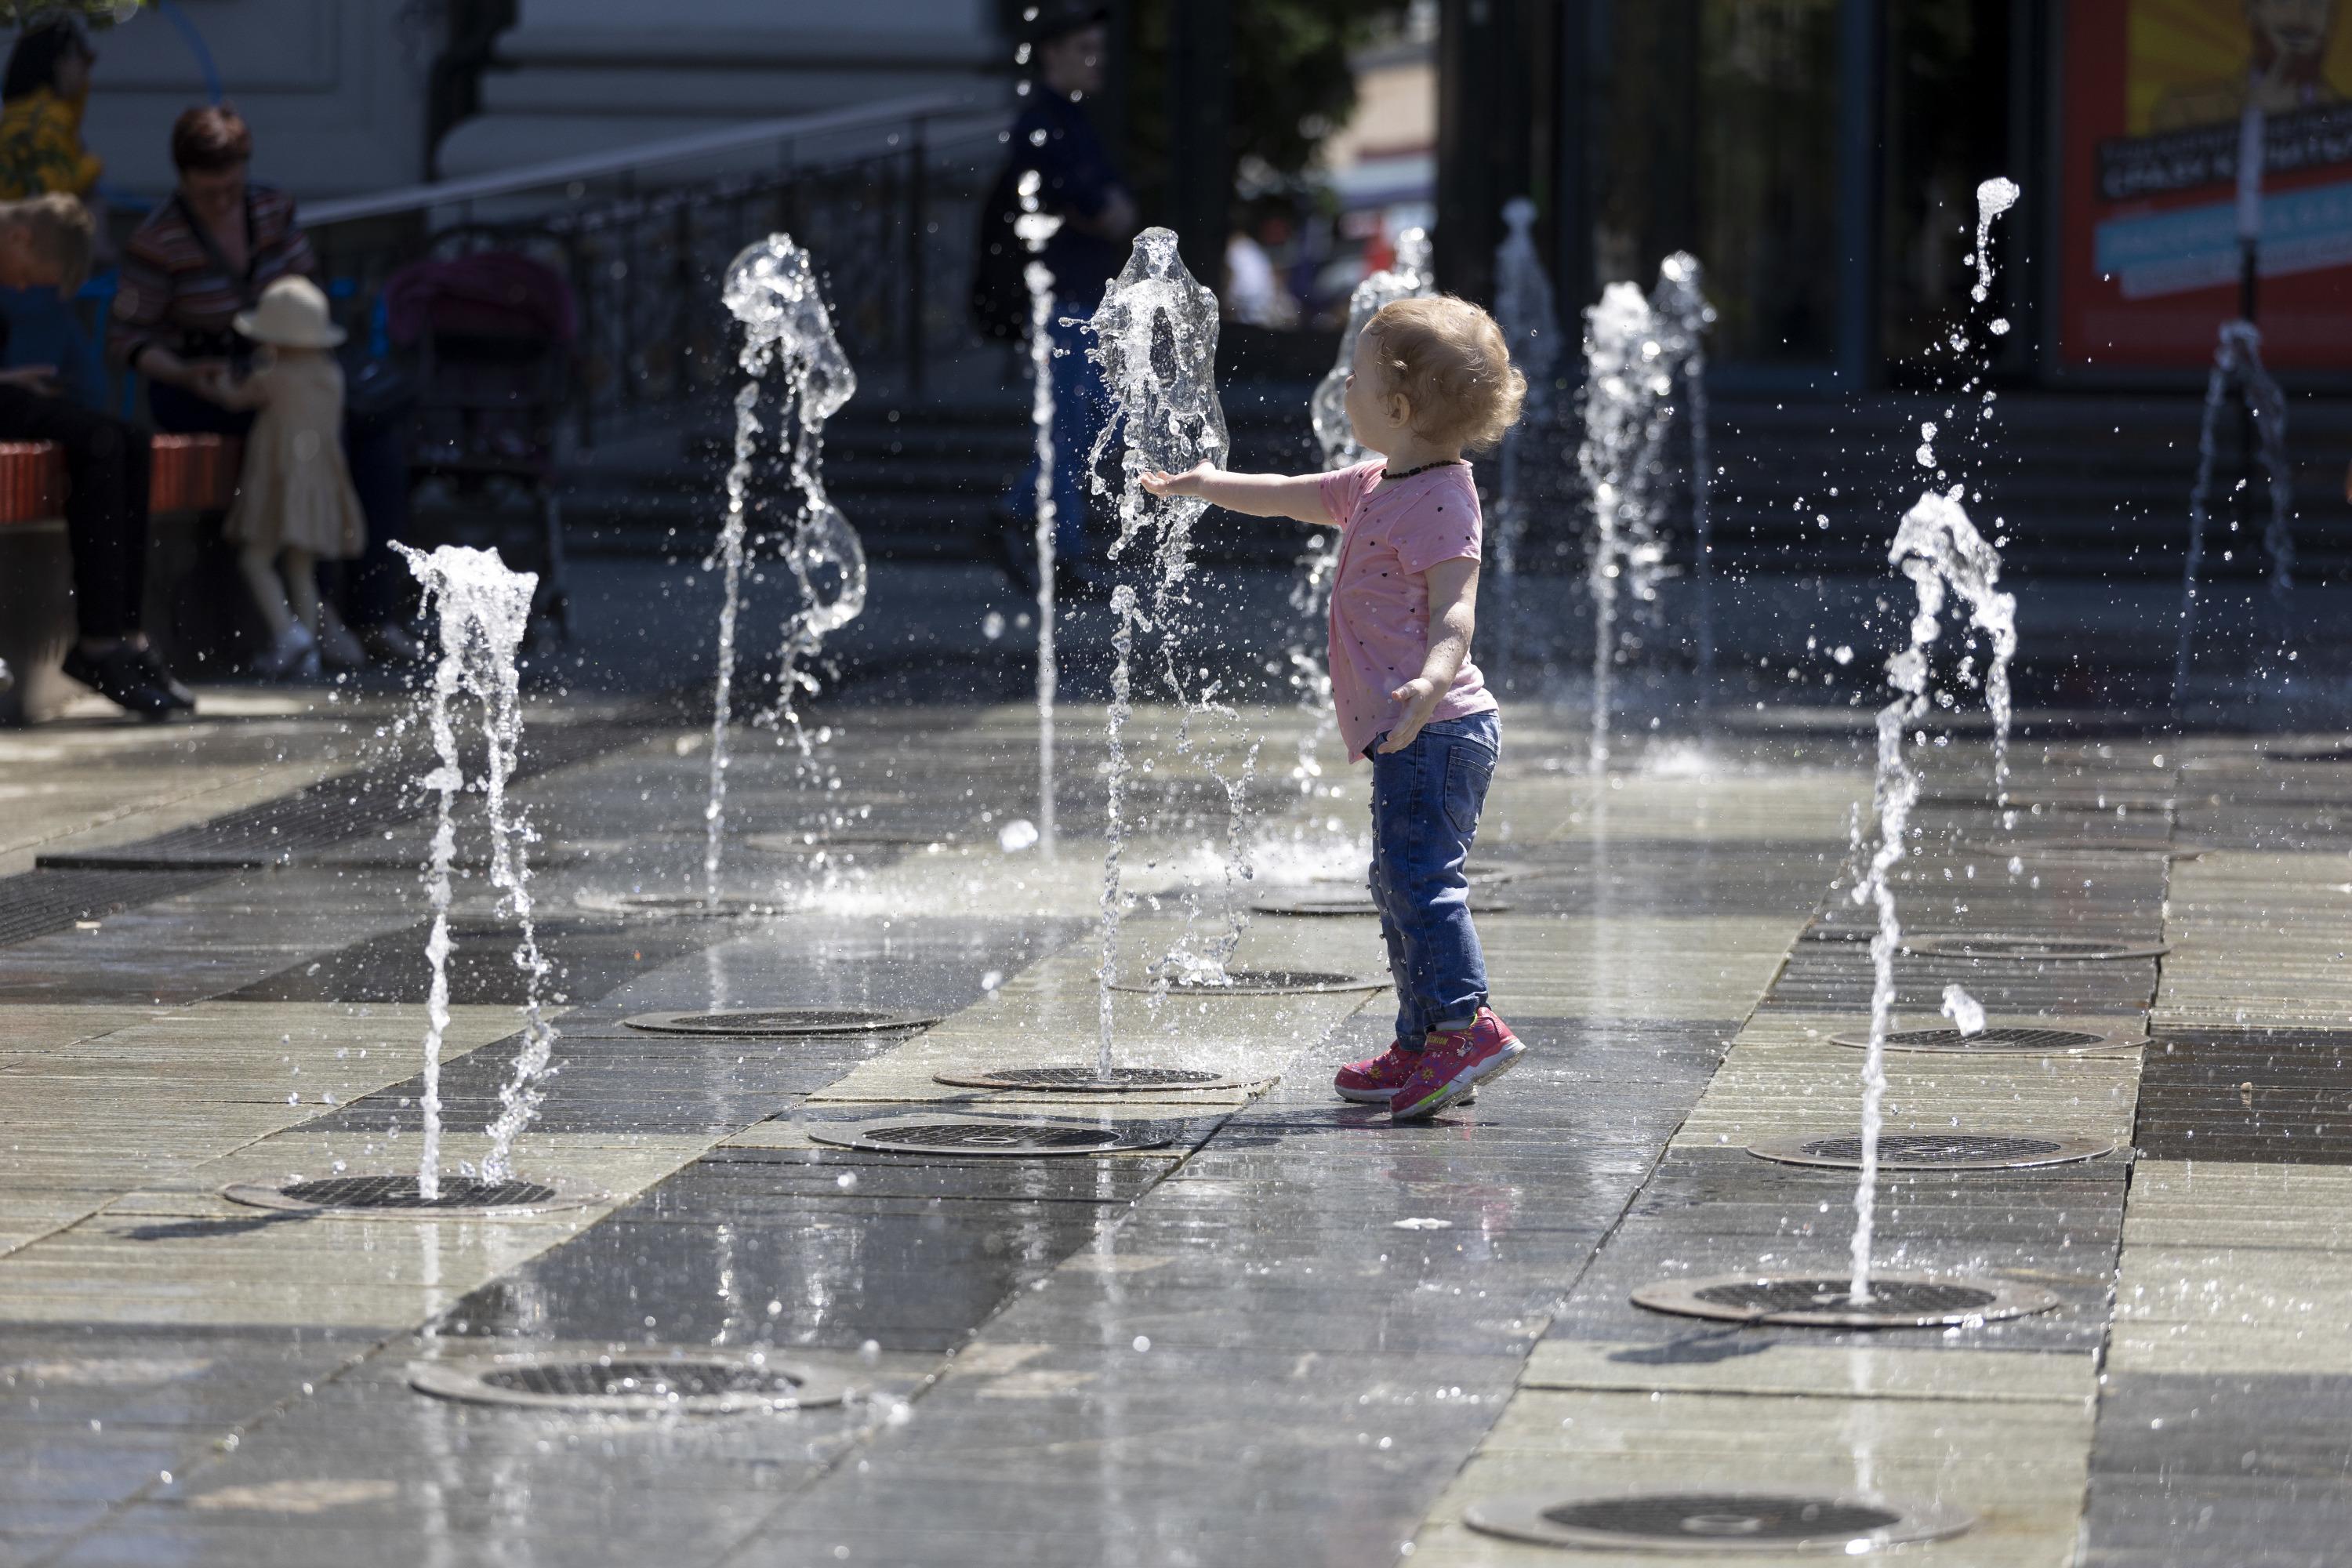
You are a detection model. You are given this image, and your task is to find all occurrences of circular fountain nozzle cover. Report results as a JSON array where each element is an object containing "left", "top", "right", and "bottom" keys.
[
  {"left": 408, "top": 1348, "right": 851, "bottom": 1414},
  {"left": 1994, "top": 836, "right": 2192, "bottom": 858},
  {"left": 806, "top": 1119, "right": 1174, "bottom": 1156},
  {"left": 578, "top": 891, "right": 794, "bottom": 918},
  {"left": 1828, "top": 1022, "right": 2145, "bottom": 1054},
  {"left": 1105, "top": 968, "right": 1387, "bottom": 996},
  {"left": 624, "top": 1007, "right": 943, "bottom": 1036},
  {"left": 1465, "top": 1490, "right": 1973, "bottom": 1554},
  {"left": 221, "top": 1174, "right": 607, "bottom": 1216},
  {"left": 1899, "top": 933, "right": 2169, "bottom": 961},
  {"left": 1747, "top": 1132, "right": 2117, "bottom": 1170},
  {"left": 1251, "top": 887, "right": 1514, "bottom": 916},
  {"left": 1632, "top": 1272, "right": 2060, "bottom": 1329},
  {"left": 932, "top": 1065, "right": 1258, "bottom": 1093}
]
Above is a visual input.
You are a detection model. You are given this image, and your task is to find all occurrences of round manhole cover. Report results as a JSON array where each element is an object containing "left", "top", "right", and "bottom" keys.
[
  {"left": 408, "top": 1349, "right": 850, "bottom": 1414},
  {"left": 623, "top": 1007, "right": 943, "bottom": 1036},
  {"left": 1632, "top": 1272, "right": 2060, "bottom": 1328},
  {"left": 2258, "top": 742, "right": 2352, "bottom": 764},
  {"left": 806, "top": 1120, "right": 1174, "bottom": 1156},
  {"left": 1105, "top": 969, "right": 1387, "bottom": 996},
  {"left": 1250, "top": 887, "right": 1514, "bottom": 916},
  {"left": 1466, "top": 1490, "right": 1973, "bottom": 1553},
  {"left": 1994, "top": 837, "right": 2185, "bottom": 858},
  {"left": 1748, "top": 1132, "right": 2117, "bottom": 1170},
  {"left": 578, "top": 891, "right": 793, "bottom": 918},
  {"left": 740, "top": 831, "right": 949, "bottom": 854},
  {"left": 1828, "top": 1023, "right": 2145, "bottom": 1054},
  {"left": 221, "top": 1174, "right": 606, "bottom": 1216},
  {"left": 932, "top": 1065, "right": 1257, "bottom": 1093},
  {"left": 1900, "top": 933, "right": 2169, "bottom": 961}
]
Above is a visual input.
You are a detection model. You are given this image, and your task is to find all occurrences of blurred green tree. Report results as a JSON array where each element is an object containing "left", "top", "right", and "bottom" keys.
[{"left": 1121, "top": 0, "right": 1412, "bottom": 222}]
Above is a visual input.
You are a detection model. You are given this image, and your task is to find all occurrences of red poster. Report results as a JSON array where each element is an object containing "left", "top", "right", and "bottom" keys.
[{"left": 2060, "top": 0, "right": 2352, "bottom": 368}]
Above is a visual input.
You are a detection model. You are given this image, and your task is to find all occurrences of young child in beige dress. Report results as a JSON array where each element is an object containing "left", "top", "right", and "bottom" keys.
[{"left": 203, "top": 275, "right": 366, "bottom": 681}]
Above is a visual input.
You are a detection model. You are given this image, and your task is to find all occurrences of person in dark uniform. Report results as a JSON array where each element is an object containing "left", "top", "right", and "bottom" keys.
[{"left": 997, "top": 4, "right": 1137, "bottom": 593}]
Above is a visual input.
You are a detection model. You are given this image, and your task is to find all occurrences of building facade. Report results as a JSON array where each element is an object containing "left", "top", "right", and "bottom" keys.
[{"left": 1439, "top": 0, "right": 2352, "bottom": 390}]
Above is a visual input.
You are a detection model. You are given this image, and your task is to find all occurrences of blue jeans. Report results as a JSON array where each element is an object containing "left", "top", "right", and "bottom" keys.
[
  {"left": 1005, "top": 308, "right": 1104, "bottom": 563},
  {"left": 1368, "top": 711, "right": 1501, "bottom": 1047}
]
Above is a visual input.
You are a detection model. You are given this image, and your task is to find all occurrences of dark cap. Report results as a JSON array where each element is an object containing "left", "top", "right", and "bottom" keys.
[{"left": 1029, "top": 4, "right": 1109, "bottom": 44}]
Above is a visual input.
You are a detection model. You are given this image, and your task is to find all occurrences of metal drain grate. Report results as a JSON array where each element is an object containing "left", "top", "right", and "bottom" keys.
[
  {"left": 1900, "top": 933, "right": 2169, "bottom": 961},
  {"left": 807, "top": 1120, "right": 1174, "bottom": 1156},
  {"left": 222, "top": 1174, "right": 605, "bottom": 1216},
  {"left": 585, "top": 892, "right": 794, "bottom": 918},
  {"left": 932, "top": 1065, "right": 1254, "bottom": 1093},
  {"left": 1748, "top": 1132, "right": 2117, "bottom": 1170},
  {"left": 1106, "top": 968, "right": 1386, "bottom": 996},
  {"left": 408, "top": 1349, "right": 850, "bottom": 1414},
  {"left": 741, "top": 831, "right": 949, "bottom": 854},
  {"left": 1251, "top": 888, "right": 1515, "bottom": 917},
  {"left": 1633, "top": 1272, "right": 2059, "bottom": 1328},
  {"left": 1466, "top": 1490, "right": 1973, "bottom": 1553},
  {"left": 623, "top": 1007, "right": 942, "bottom": 1036},
  {"left": 1995, "top": 836, "right": 2185, "bottom": 858},
  {"left": 1828, "top": 1022, "right": 2145, "bottom": 1055}
]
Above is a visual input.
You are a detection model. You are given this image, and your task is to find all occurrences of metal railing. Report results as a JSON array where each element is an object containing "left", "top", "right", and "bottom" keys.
[{"left": 303, "top": 94, "right": 1007, "bottom": 445}]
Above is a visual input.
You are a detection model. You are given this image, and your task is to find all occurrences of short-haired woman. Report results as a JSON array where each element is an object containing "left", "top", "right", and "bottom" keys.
[{"left": 108, "top": 104, "right": 417, "bottom": 666}]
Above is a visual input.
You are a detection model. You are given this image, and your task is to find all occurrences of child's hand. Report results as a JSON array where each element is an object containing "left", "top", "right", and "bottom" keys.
[
  {"left": 1378, "top": 677, "right": 1444, "bottom": 753},
  {"left": 1140, "top": 461, "right": 1212, "bottom": 498}
]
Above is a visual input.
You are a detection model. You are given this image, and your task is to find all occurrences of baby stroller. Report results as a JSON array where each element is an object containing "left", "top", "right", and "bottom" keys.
[{"left": 383, "top": 234, "right": 576, "bottom": 644}]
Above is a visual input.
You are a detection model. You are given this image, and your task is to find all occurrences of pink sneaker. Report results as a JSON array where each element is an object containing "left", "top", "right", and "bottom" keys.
[
  {"left": 1334, "top": 1044, "right": 1417, "bottom": 1104},
  {"left": 1388, "top": 1008, "right": 1523, "bottom": 1122},
  {"left": 1334, "top": 1044, "right": 1478, "bottom": 1105}
]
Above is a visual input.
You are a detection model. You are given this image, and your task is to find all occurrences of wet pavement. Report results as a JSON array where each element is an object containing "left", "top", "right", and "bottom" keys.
[{"left": 4, "top": 684, "right": 2350, "bottom": 1567}]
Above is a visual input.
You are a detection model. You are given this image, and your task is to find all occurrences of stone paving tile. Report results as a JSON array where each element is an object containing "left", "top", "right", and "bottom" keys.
[
  {"left": 24, "top": 710, "right": 2352, "bottom": 1565},
  {"left": 0, "top": 1004, "right": 533, "bottom": 1261}
]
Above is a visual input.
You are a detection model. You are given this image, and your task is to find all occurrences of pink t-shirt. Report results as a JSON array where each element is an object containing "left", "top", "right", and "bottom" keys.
[{"left": 1319, "top": 459, "right": 1498, "bottom": 761}]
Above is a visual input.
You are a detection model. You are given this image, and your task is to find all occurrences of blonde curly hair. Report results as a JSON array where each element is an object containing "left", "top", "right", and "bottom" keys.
[{"left": 1360, "top": 293, "right": 1526, "bottom": 452}]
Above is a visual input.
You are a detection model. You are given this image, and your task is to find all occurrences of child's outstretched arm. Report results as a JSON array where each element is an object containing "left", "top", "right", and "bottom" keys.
[
  {"left": 1377, "top": 557, "right": 1479, "bottom": 753},
  {"left": 1140, "top": 462, "right": 1334, "bottom": 527},
  {"left": 195, "top": 366, "right": 270, "bottom": 412}
]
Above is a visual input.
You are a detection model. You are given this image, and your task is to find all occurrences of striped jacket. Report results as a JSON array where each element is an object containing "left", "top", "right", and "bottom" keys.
[{"left": 108, "top": 184, "right": 316, "bottom": 368}]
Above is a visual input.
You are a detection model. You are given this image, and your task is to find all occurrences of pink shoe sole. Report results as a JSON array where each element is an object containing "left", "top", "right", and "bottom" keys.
[{"left": 1389, "top": 1038, "right": 1524, "bottom": 1122}]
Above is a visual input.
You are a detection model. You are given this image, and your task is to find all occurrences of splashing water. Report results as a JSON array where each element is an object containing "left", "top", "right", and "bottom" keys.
[
  {"left": 1849, "top": 180, "right": 2023, "bottom": 1302},
  {"left": 1648, "top": 255, "right": 1717, "bottom": 706},
  {"left": 1969, "top": 178, "right": 2020, "bottom": 303},
  {"left": 703, "top": 235, "right": 864, "bottom": 900},
  {"left": 1849, "top": 491, "right": 2016, "bottom": 1299},
  {"left": 2176, "top": 321, "right": 2296, "bottom": 709},
  {"left": 1489, "top": 199, "right": 1561, "bottom": 688},
  {"left": 396, "top": 543, "right": 550, "bottom": 1200},
  {"left": 1083, "top": 228, "right": 1229, "bottom": 1073},
  {"left": 1018, "top": 172, "right": 1064, "bottom": 855},
  {"left": 1292, "top": 230, "right": 1436, "bottom": 777},
  {"left": 1310, "top": 227, "right": 1433, "bottom": 470},
  {"left": 1577, "top": 283, "right": 1668, "bottom": 773}
]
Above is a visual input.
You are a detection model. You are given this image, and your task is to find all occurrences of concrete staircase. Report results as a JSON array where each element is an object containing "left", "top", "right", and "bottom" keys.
[{"left": 560, "top": 386, "right": 2350, "bottom": 586}]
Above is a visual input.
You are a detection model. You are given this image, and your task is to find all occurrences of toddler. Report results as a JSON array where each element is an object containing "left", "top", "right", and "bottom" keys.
[
  {"left": 203, "top": 274, "right": 365, "bottom": 680},
  {"left": 1143, "top": 294, "right": 1526, "bottom": 1120}
]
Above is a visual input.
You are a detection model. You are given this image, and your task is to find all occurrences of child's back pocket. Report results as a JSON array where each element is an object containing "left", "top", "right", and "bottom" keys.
[{"left": 1443, "top": 746, "right": 1493, "bottom": 837}]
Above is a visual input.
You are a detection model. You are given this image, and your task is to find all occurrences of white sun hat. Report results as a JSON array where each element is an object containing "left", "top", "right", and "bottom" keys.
[{"left": 234, "top": 275, "right": 347, "bottom": 349}]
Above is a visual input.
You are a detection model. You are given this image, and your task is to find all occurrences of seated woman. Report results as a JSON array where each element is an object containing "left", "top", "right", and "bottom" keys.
[
  {"left": 108, "top": 103, "right": 417, "bottom": 665},
  {"left": 0, "top": 194, "right": 184, "bottom": 718}
]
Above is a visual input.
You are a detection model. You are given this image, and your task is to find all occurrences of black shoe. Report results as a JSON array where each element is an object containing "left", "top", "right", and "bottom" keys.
[
  {"left": 127, "top": 643, "right": 197, "bottom": 710},
  {"left": 989, "top": 507, "right": 1040, "bottom": 597},
  {"left": 61, "top": 645, "right": 180, "bottom": 720}
]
